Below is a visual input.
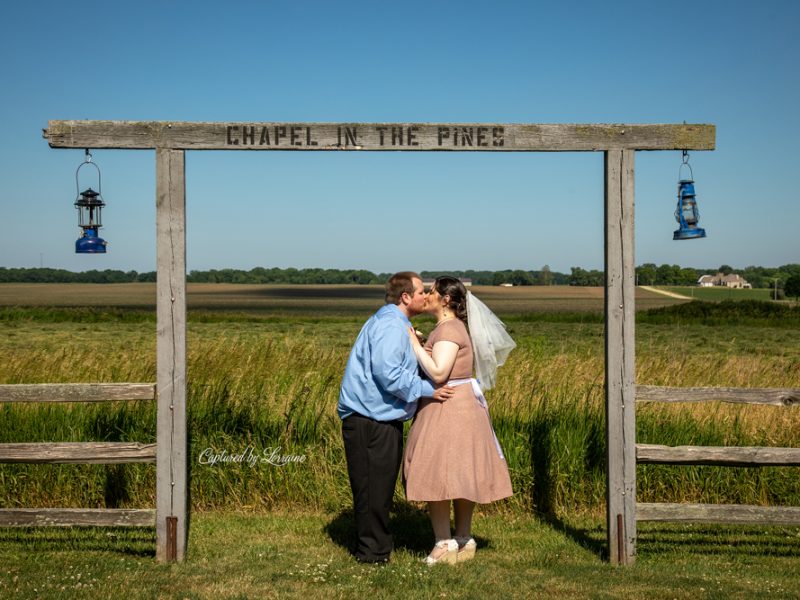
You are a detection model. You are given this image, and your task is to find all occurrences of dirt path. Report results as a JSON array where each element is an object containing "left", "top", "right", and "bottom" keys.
[{"left": 639, "top": 285, "right": 692, "bottom": 300}]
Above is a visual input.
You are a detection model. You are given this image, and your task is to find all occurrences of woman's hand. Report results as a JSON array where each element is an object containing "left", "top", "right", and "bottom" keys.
[{"left": 407, "top": 326, "right": 423, "bottom": 349}]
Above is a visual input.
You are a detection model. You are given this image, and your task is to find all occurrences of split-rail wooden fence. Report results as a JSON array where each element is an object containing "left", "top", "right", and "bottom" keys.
[
  {"left": 0, "top": 384, "right": 158, "bottom": 527},
  {"left": 634, "top": 385, "right": 800, "bottom": 532}
]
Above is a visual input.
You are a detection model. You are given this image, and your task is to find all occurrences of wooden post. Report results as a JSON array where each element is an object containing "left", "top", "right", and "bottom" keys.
[
  {"left": 604, "top": 149, "right": 636, "bottom": 565},
  {"left": 155, "top": 148, "right": 187, "bottom": 562}
]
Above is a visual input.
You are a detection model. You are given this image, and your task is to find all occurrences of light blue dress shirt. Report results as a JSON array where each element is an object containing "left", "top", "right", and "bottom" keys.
[{"left": 338, "top": 303, "right": 435, "bottom": 422}]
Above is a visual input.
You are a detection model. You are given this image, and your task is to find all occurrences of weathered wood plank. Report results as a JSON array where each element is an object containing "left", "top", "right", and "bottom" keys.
[
  {"left": 0, "top": 508, "right": 155, "bottom": 527},
  {"left": 637, "top": 444, "right": 800, "bottom": 466},
  {"left": 604, "top": 149, "right": 637, "bottom": 565},
  {"left": 0, "top": 383, "right": 156, "bottom": 403},
  {"left": 155, "top": 148, "right": 188, "bottom": 563},
  {"left": 637, "top": 503, "right": 800, "bottom": 525},
  {"left": 637, "top": 386, "right": 800, "bottom": 407},
  {"left": 0, "top": 442, "right": 157, "bottom": 464},
  {"left": 44, "top": 121, "right": 715, "bottom": 151}
]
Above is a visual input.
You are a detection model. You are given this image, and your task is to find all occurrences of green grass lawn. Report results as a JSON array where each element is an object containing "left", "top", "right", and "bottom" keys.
[{"left": 1, "top": 510, "right": 799, "bottom": 599}]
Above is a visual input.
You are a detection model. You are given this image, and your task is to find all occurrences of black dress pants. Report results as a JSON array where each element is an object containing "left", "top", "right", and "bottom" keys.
[{"left": 341, "top": 413, "right": 403, "bottom": 562}]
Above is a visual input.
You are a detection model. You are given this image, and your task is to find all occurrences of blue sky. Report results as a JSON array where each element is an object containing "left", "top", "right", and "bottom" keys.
[{"left": 0, "top": 0, "right": 797, "bottom": 274}]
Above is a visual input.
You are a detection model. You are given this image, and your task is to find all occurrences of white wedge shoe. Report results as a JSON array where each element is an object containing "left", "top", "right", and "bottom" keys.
[
  {"left": 455, "top": 536, "right": 477, "bottom": 561},
  {"left": 423, "top": 539, "right": 458, "bottom": 565}
]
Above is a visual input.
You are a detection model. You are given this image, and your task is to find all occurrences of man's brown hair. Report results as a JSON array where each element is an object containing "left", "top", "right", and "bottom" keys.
[{"left": 385, "top": 271, "right": 422, "bottom": 305}]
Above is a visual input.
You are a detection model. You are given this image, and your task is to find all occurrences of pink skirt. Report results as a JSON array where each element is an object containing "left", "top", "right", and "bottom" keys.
[{"left": 402, "top": 381, "right": 513, "bottom": 503}]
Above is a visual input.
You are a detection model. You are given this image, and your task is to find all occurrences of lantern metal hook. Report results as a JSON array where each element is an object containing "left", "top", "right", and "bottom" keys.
[
  {"left": 75, "top": 149, "right": 102, "bottom": 196},
  {"left": 678, "top": 149, "right": 694, "bottom": 181}
]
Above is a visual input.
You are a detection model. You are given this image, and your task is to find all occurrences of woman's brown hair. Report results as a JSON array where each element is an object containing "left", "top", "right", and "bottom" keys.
[{"left": 433, "top": 276, "right": 468, "bottom": 324}]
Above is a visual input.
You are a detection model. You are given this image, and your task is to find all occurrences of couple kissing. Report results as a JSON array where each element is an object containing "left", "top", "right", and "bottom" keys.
[{"left": 338, "top": 272, "right": 515, "bottom": 565}]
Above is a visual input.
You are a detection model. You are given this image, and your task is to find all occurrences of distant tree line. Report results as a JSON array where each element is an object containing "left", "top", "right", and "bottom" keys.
[
  {"left": 1, "top": 264, "right": 798, "bottom": 288},
  {"left": 420, "top": 267, "right": 570, "bottom": 286},
  {"left": 0, "top": 266, "right": 570, "bottom": 286},
  {"left": 0, "top": 267, "right": 154, "bottom": 284},
  {"left": 188, "top": 267, "right": 381, "bottom": 285}
]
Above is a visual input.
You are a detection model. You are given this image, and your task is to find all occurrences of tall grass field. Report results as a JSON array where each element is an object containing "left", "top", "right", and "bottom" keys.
[{"left": 1, "top": 285, "right": 798, "bottom": 516}]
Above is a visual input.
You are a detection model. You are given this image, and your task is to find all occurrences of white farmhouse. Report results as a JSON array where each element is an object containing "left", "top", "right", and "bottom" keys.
[{"left": 697, "top": 272, "right": 752, "bottom": 289}]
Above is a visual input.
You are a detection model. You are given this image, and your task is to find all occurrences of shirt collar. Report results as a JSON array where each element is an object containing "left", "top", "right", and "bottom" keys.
[{"left": 383, "top": 303, "right": 411, "bottom": 325}]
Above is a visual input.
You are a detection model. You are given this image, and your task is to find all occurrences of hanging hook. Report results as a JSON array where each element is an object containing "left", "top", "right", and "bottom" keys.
[
  {"left": 76, "top": 149, "right": 102, "bottom": 195},
  {"left": 679, "top": 150, "right": 694, "bottom": 181}
]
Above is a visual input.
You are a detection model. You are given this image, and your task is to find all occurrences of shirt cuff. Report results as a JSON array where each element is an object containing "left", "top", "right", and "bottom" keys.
[{"left": 420, "top": 379, "right": 436, "bottom": 398}]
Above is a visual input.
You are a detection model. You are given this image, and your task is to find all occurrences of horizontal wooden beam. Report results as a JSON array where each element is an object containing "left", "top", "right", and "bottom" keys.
[
  {"left": 0, "top": 508, "right": 155, "bottom": 527},
  {"left": 0, "top": 442, "right": 157, "bottom": 464},
  {"left": 637, "top": 386, "right": 800, "bottom": 407},
  {"left": 0, "top": 383, "right": 156, "bottom": 403},
  {"left": 637, "top": 502, "right": 800, "bottom": 525},
  {"left": 44, "top": 121, "right": 715, "bottom": 151},
  {"left": 637, "top": 444, "right": 800, "bottom": 467}
]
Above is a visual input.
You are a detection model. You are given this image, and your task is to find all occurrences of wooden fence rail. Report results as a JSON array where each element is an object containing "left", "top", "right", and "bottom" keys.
[
  {"left": 637, "top": 503, "right": 800, "bottom": 525},
  {"left": 636, "top": 444, "right": 800, "bottom": 467},
  {"left": 0, "top": 442, "right": 157, "bottom": 464},
  {"left": 0, "top": 383, "right": 156, "bottom": 403},
  {"left": 0, "top": 508, "right": 156, "bottom": 527},
  {"left": 637, "top": 385, "right": 800, "bottom": 407}
]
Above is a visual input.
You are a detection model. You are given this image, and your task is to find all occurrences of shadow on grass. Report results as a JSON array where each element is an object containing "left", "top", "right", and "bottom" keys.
[
  {"left": 0, "top": 526, "right": 156, "bottom": 557},
  {"left": 324, "top": 501, "right": 493, "bottom": 559},
  {"left": 537, "top": 513, "right": 608, "bottom": 560},
  {"left": 528, "top": 416, "right": 608, "bottom": 561},
  {"left": 637, "top": 524, "right": 800, "bottom": 558}
]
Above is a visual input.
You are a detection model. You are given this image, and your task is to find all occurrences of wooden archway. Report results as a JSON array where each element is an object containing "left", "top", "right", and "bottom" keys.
[{"left": 40, "top": 120, "right": 716, "bottom": 563}]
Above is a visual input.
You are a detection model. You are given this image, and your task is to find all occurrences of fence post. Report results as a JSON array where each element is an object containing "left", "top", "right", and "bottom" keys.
[
  {"left": 604, "top": 149, "right": 636, "bottom": 565},
  {"left": 155, "top": 148, "right": 187, "bottom": 562}
]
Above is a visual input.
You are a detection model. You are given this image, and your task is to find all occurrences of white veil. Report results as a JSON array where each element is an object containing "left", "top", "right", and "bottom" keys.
[{"left": 466, "top": 291, "right": 516, "bottom": 391}]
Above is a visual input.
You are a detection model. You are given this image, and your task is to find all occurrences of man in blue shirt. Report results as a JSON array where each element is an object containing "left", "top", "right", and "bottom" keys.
[{"left": 338, "top": 271, "right": 453, "bottom": 563}]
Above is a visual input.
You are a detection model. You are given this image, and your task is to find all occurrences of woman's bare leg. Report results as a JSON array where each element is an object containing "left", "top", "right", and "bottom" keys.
[
  {"left": 453, "top": 499, "right": 475, "bottom": 538},
  {"left": 428, "top": 501, "right": 452, "bottom": 541}
]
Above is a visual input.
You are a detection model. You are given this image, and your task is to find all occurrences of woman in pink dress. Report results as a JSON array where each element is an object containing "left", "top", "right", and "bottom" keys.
[{"left": 402, "top": 276, "right": 515, "bottom": 565}]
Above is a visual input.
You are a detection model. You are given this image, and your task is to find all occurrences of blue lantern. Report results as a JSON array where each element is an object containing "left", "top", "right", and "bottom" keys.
[
  {"left": 74, "top": 150, "right": 108, "bottom": 253},
  {"left": 673, "top": 150, "right": 706, "bottom": 240}
]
